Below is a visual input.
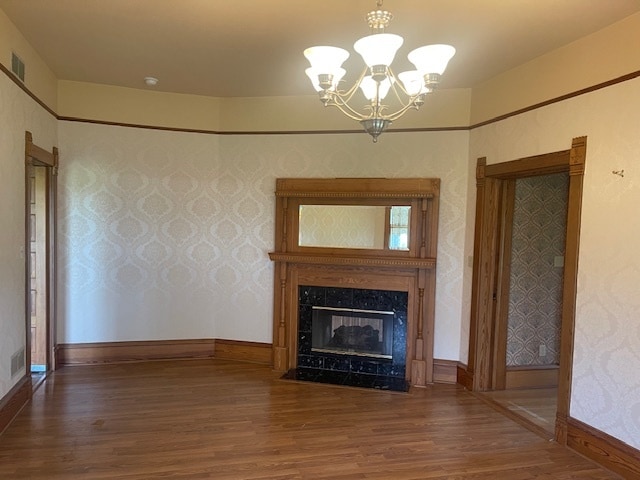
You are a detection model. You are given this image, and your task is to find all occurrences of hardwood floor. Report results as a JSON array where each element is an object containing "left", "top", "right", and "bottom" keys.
[
  {"left": 479, "top": 388, "right": 558, "bottom": 439},
  {"left": 0, "top": 360, "right": 621, "bottom": 479}
]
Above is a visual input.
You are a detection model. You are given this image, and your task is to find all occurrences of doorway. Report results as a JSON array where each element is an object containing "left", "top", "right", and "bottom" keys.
[
  {"left": 25, "top": 131, "right": 58, "bottom": 383},
  {"left": 465, "top": 137, "right": 586, "bottom": 444}
]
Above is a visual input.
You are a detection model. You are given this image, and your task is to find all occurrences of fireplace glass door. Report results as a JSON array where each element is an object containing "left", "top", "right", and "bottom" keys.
[{"left": 311, "top": 306, "right": 394, "bottom": 359}]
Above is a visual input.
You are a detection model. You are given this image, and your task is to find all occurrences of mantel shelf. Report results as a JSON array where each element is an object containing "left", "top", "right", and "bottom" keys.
[{"left": 268, "top": 252, "right": 436, "bottom": 269}]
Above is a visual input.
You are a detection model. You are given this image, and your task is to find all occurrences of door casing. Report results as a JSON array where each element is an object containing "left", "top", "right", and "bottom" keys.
[
  {"left": 466, "top": 136, "right": 586, "bottom": 444},
  {"left": 25, "top": 131, "right": 58, "bottom": 374}
]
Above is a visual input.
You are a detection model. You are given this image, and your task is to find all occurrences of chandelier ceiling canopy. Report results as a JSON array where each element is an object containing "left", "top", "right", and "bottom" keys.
[{"left": 304, "top": 0, "right": 455, "bottom": 142}]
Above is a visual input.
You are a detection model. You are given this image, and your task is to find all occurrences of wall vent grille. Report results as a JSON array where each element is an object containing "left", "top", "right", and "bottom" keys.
[
  {"left": 11, "top": 52, "right": 25, "bottom": 82},
  {"left": 10, "top": 348, "right": 26, "bottom": 377}
]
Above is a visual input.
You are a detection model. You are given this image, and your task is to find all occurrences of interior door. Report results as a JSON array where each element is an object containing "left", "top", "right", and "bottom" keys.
[
  {"left": 25, "top": 131, "right": 58, "bottom": 374},
  {"left": 29, "top": 165, "right": 48, "bottom": 371}
]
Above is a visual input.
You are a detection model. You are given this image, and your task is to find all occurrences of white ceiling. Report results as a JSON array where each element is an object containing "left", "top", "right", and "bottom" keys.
[{"left": 1, "top": 0, "right": 639, "bottom": 98}]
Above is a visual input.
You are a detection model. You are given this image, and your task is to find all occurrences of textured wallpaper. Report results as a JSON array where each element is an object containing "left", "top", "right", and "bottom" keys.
[
  {"left": 57, "top": 125, "right": 472, "bottom": 361},
  {"left": 469, "top": 78, "right": 640, "bottom": 449},
  {"left": 0, "top": 74, "right": 57, "bottom": 399},
  {"left": 506, "top": 173, "right": 568, "bottom": 367}
]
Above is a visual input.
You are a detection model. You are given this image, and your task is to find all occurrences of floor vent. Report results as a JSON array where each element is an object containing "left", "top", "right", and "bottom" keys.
[
  {"left": 11, "top": 348, "right": 26, "bottom": 377},
  {"left": 11, "top": 52, "right": 25, "bottom": 82}
]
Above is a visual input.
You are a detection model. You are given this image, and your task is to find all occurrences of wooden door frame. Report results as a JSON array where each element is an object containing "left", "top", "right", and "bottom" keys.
[
  {"left": 465, "top": 136, "right": 586, "bottom": 444},
  {"left": 25, "top": 131, "right": 59, "bottom": 373}
]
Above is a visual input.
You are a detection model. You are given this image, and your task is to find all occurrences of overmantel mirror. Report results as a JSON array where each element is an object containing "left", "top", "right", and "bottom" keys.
[
  {"left": 298, "top": 203, "right": 411, "bottom": 252},
  {"left": 272, "top": 178, "right": 439, "bottom": 260},
  {"left": 269, "top": 178, "right": 442, "bottom": 388}
]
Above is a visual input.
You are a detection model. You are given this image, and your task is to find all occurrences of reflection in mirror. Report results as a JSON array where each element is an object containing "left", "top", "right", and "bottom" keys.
[
  {"left": 299, "top": 205, "right": 386, "bottom": 249},
  {"left": 389, "top": 206, "right": 410, "bottom": 250}
]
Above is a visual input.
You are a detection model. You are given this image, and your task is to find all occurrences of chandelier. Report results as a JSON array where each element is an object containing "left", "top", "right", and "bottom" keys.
[{"left": 304, "top": 0, "right": 455, "bottom": 142}]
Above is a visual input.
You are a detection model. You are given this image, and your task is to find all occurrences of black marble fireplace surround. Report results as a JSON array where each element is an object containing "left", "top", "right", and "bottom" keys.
[{"left": 282, "top": 285, "right": 409, "bottom": 392}]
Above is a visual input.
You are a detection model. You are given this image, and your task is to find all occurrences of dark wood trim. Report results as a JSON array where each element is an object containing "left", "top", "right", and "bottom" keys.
[
  {"left": 471, "top": 175, "right": 502, "bottom": 391},
  {"left": 567, "top": 417, "right": 640, "bottom": 479},
  {"left": 485, "top": 150, "right": 571, "bottom": 179},
  {"left": 268, "top": 252, "right": 436, "bottom": 269},
  {"left": 0, "top": 376, "right": 31, "bottom": 435},
  {"left": 2, "top": 60, "right": 638, "bottom": 137},
  {"left": 433, "top": 359, "right": 457, "bottom": 384},
  {"left": 55, "top": 70, "right": 640, "bottom": 135},
  {"left": 456, "top": 363, "right": 473, "bottom": 390},
  {"left": 555, "top": 136, "right": 587, "bottom": 444},
  {"left": 504, "top": 365, "right": 559, "bottom": 389},
  {"left": 56, "top": 339, "right": 215, "bottom": 365},
  {"left": 492, "top": 179, "right": 515, "bottom": 390},
  {"left": 469, "top": 70, "right": 640, "bottom": 129},
  {"left": 58, "top": 116, "right": 467, "bottom": 136},
  {"left": 0, "top": 62, "right": 56, "bottom": 118},
  {"left": 214, "top": 339, "right": 272, "bottom": 365}
]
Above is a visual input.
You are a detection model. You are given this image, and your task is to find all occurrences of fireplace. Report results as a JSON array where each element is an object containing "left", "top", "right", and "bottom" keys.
[
  {"left": 269, "top": 178, "right": 441, "bottom": 389},
  {"left": 286, "top": 285, "right": 409, "bottom": 391}
]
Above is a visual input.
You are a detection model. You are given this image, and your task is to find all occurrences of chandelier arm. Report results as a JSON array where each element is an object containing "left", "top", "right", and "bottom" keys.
[
  {"left": 335, "top": 66, "right": 369, "bottom": 104},
  {"left": 385, "top": 99, "right": 423, "bottom": 121},
  {"left": 387, "top": 68, "right": 413, "bottom": 98},
  {"left": 323, "top": 98, "right": 369, "bottom": 122}
]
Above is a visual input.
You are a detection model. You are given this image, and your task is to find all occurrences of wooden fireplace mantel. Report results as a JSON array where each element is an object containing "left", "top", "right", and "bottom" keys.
[{"left": 269, "top": 178, "right": 440, "bottom": 387}]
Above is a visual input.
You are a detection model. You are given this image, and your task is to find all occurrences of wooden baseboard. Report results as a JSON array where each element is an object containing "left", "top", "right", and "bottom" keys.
[
  {"left": 505, "top": 365, "right": 558, "bottom": 389},
  {"left": 56, "top": 339, "right": 215, "bottom": 365},
  {"left": 214, "top": 339, "right": 272, "bottom": 365},
  {"left": 433, "top": 359, "right": 457, "bottom": 384},
  {"left": 567, "top": 417, "right": 640, "bottom": 479},
  {"left": 456, "top": 363, "right": 473, "bottom": 390},
  {"left": 0, "top": 376, "right": 31, "bottom": 435}
]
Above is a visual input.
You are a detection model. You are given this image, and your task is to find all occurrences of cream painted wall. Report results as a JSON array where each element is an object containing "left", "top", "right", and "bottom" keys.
[
  {"left": 0, "top": 8, "right": 57, "bottom": 110},
  {"left": 470, "top": 12, "right": 640, "bottom": 125},
  {"left": 57, "top": 122, "right": 471, "bottom": 361},
  {"left": 0, "top": 72, "right": 57, "bottom": 400},
  {"left": 57, "top": 80, "right": 471, "bottom": 133},
  {"left": 469, "top": 77, "right": 640, "bottom": 449}
]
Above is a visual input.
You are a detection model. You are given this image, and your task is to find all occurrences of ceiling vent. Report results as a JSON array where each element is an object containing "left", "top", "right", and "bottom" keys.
[{"left": 11, "top": 52, "right": 25, "bottom": 82}]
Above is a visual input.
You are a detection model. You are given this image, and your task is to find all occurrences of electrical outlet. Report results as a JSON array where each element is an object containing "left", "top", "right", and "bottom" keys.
[{"left": 539, "top": 344, "right": 547, "bottom": 357}]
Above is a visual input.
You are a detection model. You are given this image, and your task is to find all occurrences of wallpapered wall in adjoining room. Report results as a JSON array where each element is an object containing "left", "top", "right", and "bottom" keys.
[
  {"left": 506, "top": 173, "right": 568, "bottom": 367},
  {"left": 0, "top": 73, "right": 57, "bottom": 399},
  {"left": 469, "top": 77, "right": 640, "bottom": 449},
  {"left": 57, "top": 124, "right": 472, "bottom": 362}
]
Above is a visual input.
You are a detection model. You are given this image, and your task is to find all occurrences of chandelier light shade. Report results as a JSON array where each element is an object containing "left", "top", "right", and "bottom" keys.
[{"left": 304, "top": 1, "right": 455, "bottom": 142}]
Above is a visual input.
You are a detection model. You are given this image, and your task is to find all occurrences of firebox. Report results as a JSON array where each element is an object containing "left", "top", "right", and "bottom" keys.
[{"left": 311, "top": 307, "right": 394, "bottom": 359}]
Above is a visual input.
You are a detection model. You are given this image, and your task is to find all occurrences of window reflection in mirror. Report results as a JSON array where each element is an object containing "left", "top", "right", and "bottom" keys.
[{"left": 388, "top": 206, "right": 410, "bottom": 250}]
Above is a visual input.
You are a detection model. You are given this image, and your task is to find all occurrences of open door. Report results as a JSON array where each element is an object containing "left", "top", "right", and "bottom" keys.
[{"left": 25, "top": 131, "right": 58, "bottom": 378}]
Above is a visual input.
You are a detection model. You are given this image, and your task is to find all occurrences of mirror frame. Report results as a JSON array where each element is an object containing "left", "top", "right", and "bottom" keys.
[{"left": 272, "top": 178, "right": 440, "bottom": 260}]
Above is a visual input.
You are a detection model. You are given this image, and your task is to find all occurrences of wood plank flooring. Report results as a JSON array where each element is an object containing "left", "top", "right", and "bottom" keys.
[
  {"left": 479, "top": 388, "right": 558, "bottom": 439},
  {"left": 0, "top": 360, "right": 621, "bottom": 479}
]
